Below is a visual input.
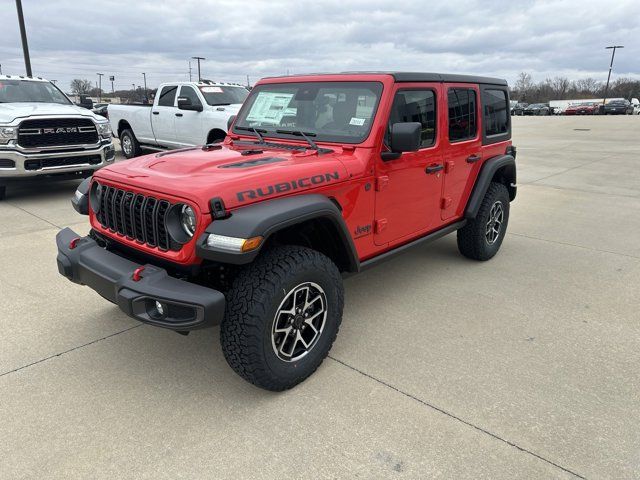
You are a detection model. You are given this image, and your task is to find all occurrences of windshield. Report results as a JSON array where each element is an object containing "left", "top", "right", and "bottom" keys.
[
  {"left": 0, "top": 80, "right": 70, "bottom": 104},
  {"left": 199, "top": 85, "right": 249, "bottom": 106},
  {"left": 233, "top": 81, "right": 383, "bottom": 144}
]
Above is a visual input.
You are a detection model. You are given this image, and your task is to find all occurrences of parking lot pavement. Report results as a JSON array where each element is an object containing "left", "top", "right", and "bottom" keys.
[{"left": 1, "top": 117, "right": 638, "bottom": 479}]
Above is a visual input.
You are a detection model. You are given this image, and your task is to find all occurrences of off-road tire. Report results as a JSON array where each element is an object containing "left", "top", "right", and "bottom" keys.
[
  {"left": 120, "top": 129, "right": 141, "bottom": 159},
  {"left": 220, "top": 246, "right": 344, "bottom": 391},
  {"left": 457, "top": 182, "right": 510, "bottom": 261},
  {"left": 0, "top": 185, "right": 6, "bottom": 201}
]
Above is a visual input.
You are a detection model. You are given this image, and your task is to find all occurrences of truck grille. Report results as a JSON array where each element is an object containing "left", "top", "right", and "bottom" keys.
[
  {"left": 96, "top": 185, "right": 173, "bottom": 251},
  {"left": 18, "top": 118, "right": 99, "bottom": 148}
]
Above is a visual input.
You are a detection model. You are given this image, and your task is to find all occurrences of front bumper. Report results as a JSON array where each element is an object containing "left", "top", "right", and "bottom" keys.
[
  {"left": 56, "top": 228, "right": 225, "bottom": 331},
  {"left": 0, "top": 142, "right": 115, "bottom": 179}
]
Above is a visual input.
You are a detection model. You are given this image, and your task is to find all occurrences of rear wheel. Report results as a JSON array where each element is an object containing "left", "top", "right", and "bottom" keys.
[
  {"left": 220, "top": 246, "right": 344, "bottom": 391},
  {"left": 120, "top": 129, "right": 141, "bottom": 159},
  {"left": 457, "top": 182, "right": 510, "bottom": 261}
]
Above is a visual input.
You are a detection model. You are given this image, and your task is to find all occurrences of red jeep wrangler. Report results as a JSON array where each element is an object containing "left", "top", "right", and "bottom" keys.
[{"left": 57, "top": 72, "right": 516, "bottom": 391}]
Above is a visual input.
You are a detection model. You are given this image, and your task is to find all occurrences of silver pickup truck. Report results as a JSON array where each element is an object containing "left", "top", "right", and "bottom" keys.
[{"left": 0, "top": 75, "right": 115, "bottom": 200}]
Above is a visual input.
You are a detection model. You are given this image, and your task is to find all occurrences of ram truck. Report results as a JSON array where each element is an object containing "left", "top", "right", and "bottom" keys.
[
  {"left": 108, "top": 81, "right": 249, "bottom": 158},
  {"left": 0, "top": 75, "right": 115, "bottom": 200},
  {"left": 57, "top": 72, "right": 516, "bottom": 391}
]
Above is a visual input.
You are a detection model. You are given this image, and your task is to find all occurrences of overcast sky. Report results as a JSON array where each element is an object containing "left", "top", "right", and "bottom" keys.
[{"left": 1, "top": 0, "right": 638, "bottom": 91}]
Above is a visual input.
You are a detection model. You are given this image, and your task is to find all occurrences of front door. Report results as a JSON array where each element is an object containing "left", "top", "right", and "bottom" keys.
[
  {"left": 175, "top": 85, "right": 204, "bottom": 146},
  {"left": 374, "top": 85, "right": 444, "bottom": 246},
  {"left": 440, "top": 84, "right": 482, "bottom": 220}
]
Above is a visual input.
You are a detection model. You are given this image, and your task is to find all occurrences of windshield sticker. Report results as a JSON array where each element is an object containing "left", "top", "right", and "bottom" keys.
[
  {"left": 201, "top": 86, "right": 223, "bottom": 93},
  {"left": 246, "top": 92, "right": 294, "bottom": 124},
  {"left": 349, "top": 117, "right": 365, "bottom": 126}
]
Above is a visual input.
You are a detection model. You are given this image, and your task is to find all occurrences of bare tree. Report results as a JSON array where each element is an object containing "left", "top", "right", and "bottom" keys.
[
  {"left": 546, "top": 77, "right": 570, "bottom": 99},
  {"left": 573, "top": 78, "right": 600, "bottom": 96},
  {"left": 70, "top": 79, "right": 93, "bottom": 95}
]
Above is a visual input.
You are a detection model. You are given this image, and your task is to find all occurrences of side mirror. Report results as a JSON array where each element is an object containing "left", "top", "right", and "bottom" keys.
[
  {"left": 382, "top": 122, "right": 422, "bottom": 160},
  {"left": 177, "top": 96, "right": 203, "bottom": 112},
  {"left": 227, "top": 115, "right": 236, "bottom": 131}
]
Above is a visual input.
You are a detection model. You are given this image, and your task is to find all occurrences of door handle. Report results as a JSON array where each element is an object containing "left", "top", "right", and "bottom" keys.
[
  {"left": 425, "top": 164, "right": 444, "bottom": 174},
  {"left": 152, "top": 111, "right": 159, "bottom": 115},
  {"left": 175, "top": 113, "right": 183, "bottom": 117},
  {"left": 466, "top": 154, "right": 481, "bottom": 163}
]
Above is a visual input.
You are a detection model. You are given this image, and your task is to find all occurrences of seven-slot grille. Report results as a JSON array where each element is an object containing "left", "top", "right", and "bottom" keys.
[
  {"left": 96, "top": 185, "right": 173, "bottom": 251},
  {"left": 17, "top": 118, "right": 99, "bottom": 148}
]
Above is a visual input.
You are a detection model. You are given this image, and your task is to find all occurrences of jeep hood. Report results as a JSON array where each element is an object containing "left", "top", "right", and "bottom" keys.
[
  {"left": 95, "top": 144, "right": 354, "bottom": 212},
  {"left": 0, "top": 102, "right": 102, "bottom": 124}
]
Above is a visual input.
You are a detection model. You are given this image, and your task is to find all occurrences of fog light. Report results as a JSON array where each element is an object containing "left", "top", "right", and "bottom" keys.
[{"left": 155, "top": 301, "right": 165, "bottom": 316}]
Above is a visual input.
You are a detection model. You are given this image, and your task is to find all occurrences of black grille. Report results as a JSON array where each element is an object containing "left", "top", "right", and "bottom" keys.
[
  {"left": 0, "top": 159, "right": 15, "bottom": 168},
  {"left": 24, "top": 155, "right": 101, "bottom": 171},
  {"left": 18, "top": 118, "right": 99, "bottom": 148},
  {"left": 96, "top": 185, "right": 173, "bottom": 251}
]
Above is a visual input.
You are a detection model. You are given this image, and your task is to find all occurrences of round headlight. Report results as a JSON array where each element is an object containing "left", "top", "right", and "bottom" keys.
[{"left": 180, "top": 205, "right": 197, "bottom": 237}]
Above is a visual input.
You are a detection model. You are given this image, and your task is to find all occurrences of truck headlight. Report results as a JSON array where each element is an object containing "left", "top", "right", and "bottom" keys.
[
  {"left": 0, "top": 126, "right": 17, "bottom": 145},
  {"left": 206, "top": 234, "right": 263, "bottom": 253},
  {"left": 96, "top": 122, "right": 112, "bottom": 139},
  {"left": 180, "top": 205, "right": 197, "bottom": 237}
]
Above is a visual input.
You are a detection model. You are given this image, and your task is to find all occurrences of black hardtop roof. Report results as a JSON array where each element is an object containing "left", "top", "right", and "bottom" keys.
[{"left": 263, "top": 71, "right": 508, "bottom": 86}]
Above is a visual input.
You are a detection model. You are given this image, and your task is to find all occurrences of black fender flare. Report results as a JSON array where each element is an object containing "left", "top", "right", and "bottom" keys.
[
  {"left": 71, "top": 176, "right": 91, "bottom": 215},
  {"left": 465, "top": 154, "right": 516, "bottom": 219},
  {"left": 196, "top": 194, "right": 360, "bottom": 272}
]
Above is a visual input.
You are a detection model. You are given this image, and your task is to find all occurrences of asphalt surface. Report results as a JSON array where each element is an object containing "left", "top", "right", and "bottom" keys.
[{"left": 1, "top": 117, "right": 639, "bottom": 479}]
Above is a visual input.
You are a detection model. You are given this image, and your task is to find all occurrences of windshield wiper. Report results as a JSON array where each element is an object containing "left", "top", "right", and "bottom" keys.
[
  {"left": 276, "top": 129, "right": 319, "bottom": 151},
  {"left": 210, "top": 103, "right": 231, "bottom": 106},
  {"left": 234, "top": 126, "right": 268, "bottom": 144}
]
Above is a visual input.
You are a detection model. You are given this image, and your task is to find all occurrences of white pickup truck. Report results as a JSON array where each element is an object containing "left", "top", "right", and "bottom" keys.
[
  {"left": 0, "top": 75, "right": 115, "bottom": 200},
  {"left": 108, "top": 81, "right": 249, "bottom": 158}
]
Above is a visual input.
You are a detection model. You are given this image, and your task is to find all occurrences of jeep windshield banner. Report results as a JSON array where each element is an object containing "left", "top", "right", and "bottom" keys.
[{"left": 234, "top": 81, "right": 383, "bottom": 144}]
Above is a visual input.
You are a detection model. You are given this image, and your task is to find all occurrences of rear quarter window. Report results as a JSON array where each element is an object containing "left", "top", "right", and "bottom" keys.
[{"left": 484, "top": 89, "right": 509, "bottom": 136}]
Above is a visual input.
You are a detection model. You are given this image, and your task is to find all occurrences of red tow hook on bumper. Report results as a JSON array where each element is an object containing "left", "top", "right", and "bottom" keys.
[
  {"left": 68, "top": 237, "right": 81, "bottom": 249},
  {"left": 132, "top": 266, "right": 145, "bottom": 282}
]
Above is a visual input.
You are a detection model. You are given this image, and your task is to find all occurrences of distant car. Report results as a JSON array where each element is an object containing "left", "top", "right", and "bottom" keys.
[
  {"left": 565, "top": 102, "right": 599, "bottom": 115},
  {"left": 92, "top": 103, "right": 109, "bottom": 118},
  {"left": 524, "top": 103, "right": 550, "bottom": 116},
  {"left": 604, "top": 99, "right": 633, "bottom": 115},
  {"left": 511, "top": 103, "right": 527, "bottom": 116},
  {"left": 634, "top": 104, "right": 640, "bottom": 115}
]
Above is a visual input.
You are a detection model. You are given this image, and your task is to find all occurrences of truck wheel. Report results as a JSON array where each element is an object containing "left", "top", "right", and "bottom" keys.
[
  {"left": 120, "top": 129, "right": 141, "bottom": 159},
  {"left": 220, "top": 245, "right": 344, "bottom": 391},
  {"left": 457, "top": 182, "right": 510, "bottom": 261}
]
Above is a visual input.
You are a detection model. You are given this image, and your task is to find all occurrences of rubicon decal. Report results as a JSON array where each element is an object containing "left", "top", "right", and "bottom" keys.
[{"left": 236, "top": 172, "right": 340, "bottom": 202}]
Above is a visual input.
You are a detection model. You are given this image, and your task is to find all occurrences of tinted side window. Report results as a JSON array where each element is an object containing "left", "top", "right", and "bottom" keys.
[
  {"left": 484, "top": 89, "right": 509, "bottom": 136},
  {"left": 179, "top": 86, "right": 202, "bottom": 106},
  {"left": 388, "top": 90, "right": 436, "bottom": 148},
  {"left": 448, "top": 89, "right": 477, "bottom": 142},
  {"left": 158, "top": 85, "right": 178, "bottom": 107}
]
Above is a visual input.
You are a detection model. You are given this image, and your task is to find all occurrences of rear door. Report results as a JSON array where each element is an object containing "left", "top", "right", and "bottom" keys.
[
  {"left": 374, "top": 84, "right": 444, "bottom": 246},
  {"left": 440, "top": 84, "right": 482, "bottom": 220},
  {"left": 175, "top": 85, "right": 205, "bottom": 146},
  {"left": 151, "top": 84, "right": 179, "bottom": 146}
]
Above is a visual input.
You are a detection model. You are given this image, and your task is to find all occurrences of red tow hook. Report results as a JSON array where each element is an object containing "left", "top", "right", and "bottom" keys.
[
  {"left": 68, "top": 237, "right": 81, "bottom": 249},
  {"left": 132, "top": 266, "right": 145, "bottom": 282}
]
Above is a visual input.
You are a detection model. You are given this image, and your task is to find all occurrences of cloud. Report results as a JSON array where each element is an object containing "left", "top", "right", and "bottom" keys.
[{"left": 0, "top": 0, "right": 638, "bottom": 91}]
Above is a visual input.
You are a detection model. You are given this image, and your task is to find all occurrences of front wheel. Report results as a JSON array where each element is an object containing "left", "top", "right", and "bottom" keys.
[
  {"left": 220, "top": 246, "right": 344, "bottom": 391},
  {"left": 457, "top": 182, "right": 510, "bottom": 261},
  {"left": 120, "top": 129, "right": 141, "bottom": 159}
]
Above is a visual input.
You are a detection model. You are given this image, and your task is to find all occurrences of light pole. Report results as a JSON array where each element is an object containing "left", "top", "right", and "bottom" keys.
[
  {"left": 142, "top": 72, "right": 148, "bottom": 103},
  {"left": 15, "top": 0, "right": 32, "bottom": 77},
  {"left": 97, "top": 73, "right": 104, "bottom": 102},
  {"left": 191, "top": 56, "right": 205, "bottom": 81},
  {"left": 602, "top": 45, "right": 624, "bottom": 109}
]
